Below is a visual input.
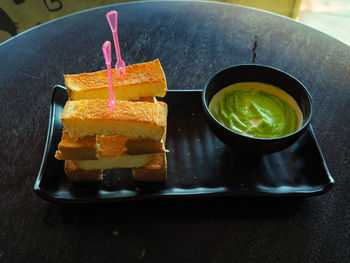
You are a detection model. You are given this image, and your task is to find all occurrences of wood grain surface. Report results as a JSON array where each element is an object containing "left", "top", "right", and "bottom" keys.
[{"left": 0, "top": 1, "right": 349, "bottom": 262}]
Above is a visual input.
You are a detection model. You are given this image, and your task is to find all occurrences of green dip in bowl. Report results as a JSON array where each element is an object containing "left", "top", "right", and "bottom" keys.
[
  {"left": 202, "top": 64, "right": 313, "bottom": 153},
  {"left": 209, "top": 82, "right": 303, "bottom": 139}
]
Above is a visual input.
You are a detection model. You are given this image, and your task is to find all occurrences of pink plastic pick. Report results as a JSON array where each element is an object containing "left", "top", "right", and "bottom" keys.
[
  {"left": 102, "top": 41, "right": 116, "bottom": 113},
  {"left": 106, "top": 10, "right": 126, "bottom": 77}
]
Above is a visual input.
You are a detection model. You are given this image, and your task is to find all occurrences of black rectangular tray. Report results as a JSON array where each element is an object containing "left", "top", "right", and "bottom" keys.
[{"left": 34, "top": 85, "right": 334, "bottom": 203}]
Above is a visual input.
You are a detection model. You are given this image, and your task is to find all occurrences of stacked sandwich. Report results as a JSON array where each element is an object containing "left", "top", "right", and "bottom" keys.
[{"left": 55, "top": 59, "right": 168, "bottom": 182}]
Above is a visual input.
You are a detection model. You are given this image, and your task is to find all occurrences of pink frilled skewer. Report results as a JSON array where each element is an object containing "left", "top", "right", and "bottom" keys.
[
  {"left": 106, "top": 10, "right": 126, "bottom": 77},
  {"left": 102, "top": 41, "right": 116, "bottom": 113}
]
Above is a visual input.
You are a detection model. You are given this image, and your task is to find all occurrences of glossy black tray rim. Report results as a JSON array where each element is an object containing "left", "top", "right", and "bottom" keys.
[{"left": 34, "top": 86, "right": 334, "bottom": 204}]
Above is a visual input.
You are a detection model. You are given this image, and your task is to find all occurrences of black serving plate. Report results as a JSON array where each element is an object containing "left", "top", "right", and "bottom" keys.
[{"left": 34, "top": 85, "right": 334, "bottom": 203}]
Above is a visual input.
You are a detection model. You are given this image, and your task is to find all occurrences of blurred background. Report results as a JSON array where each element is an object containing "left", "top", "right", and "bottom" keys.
[{"left": 0, "top": 0, "right": 349, "bottom": 46}]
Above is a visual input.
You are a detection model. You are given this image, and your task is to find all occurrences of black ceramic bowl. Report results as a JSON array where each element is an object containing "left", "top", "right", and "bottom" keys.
[{"left": 202, "top": 64, "right": 313, "bottom": 153}]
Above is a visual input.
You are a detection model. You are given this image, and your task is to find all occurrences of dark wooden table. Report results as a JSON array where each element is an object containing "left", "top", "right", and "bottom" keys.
[{"left": 1, "top": 1, "right": 350, "bottom": 262}]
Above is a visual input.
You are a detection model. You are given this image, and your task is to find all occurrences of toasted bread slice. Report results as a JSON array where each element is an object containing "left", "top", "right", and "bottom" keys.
[
  {"left": 64, "top": 59, "right": 167, "bottom": 100},
  {"left": 132, "top": 153, "right": 167, "bottom": 182},
  {"left": 61, "top": 100, "right": 167, "bottom": 140},
  {"left": 55, "top": 129, "right": 167, "bottom": 160},
  {"left": 64, "top": 153, "right": 166, "bottom": 182},
  {"left": 55, "top": 130, "right": 98, "bottom": 160},
  {"left": 98, "top": 135, "right": 167, "bottom": 156},
  {"left": 72, "top": 154, "right": 156, "bottom": 170},
  {"left": 65, "top": 160, "right": 103, "bottom": 182}
]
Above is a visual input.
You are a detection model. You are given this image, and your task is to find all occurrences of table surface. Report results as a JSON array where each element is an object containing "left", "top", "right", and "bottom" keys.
[{"left": 1, "top": 1, "right": 350, "bottom": 262}]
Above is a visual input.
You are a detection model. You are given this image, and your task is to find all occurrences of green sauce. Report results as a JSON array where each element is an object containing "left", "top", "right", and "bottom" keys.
[{"left": 209, "top": 82, "right": 303, "bottom": 138}]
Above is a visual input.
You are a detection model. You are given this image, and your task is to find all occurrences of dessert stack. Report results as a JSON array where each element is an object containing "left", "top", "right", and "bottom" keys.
[{"left": 55, "top": 59, "right": 168, "bottom": 182}]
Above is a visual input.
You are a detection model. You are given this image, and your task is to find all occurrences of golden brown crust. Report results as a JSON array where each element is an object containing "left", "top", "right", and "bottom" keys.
[
  {"left": 65, "top": 160, "right": 103, "bottom": 181},
  {"left": 64, "top": 59, "right": 167, "bottom": 100},
  {"left": 132, "top": 153, "right": 167, "bottom": 182},
  {"left": 55, "top": 130, "right": 98, "bottom": 160},
  {"left": 62, "top": 99, "right": 166, "bottom": 122},
  {"left": 61, "top": 100, "right": 167, "bottom": 140},
  {"left": 55, "top": 129, "right": 167, "bottom": 160},
  {"left": 97, "top": 135, "right": 128, "bottom": 158},
  {"left": 125, "top": 138, "right": 167, "bottom": 155}
]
